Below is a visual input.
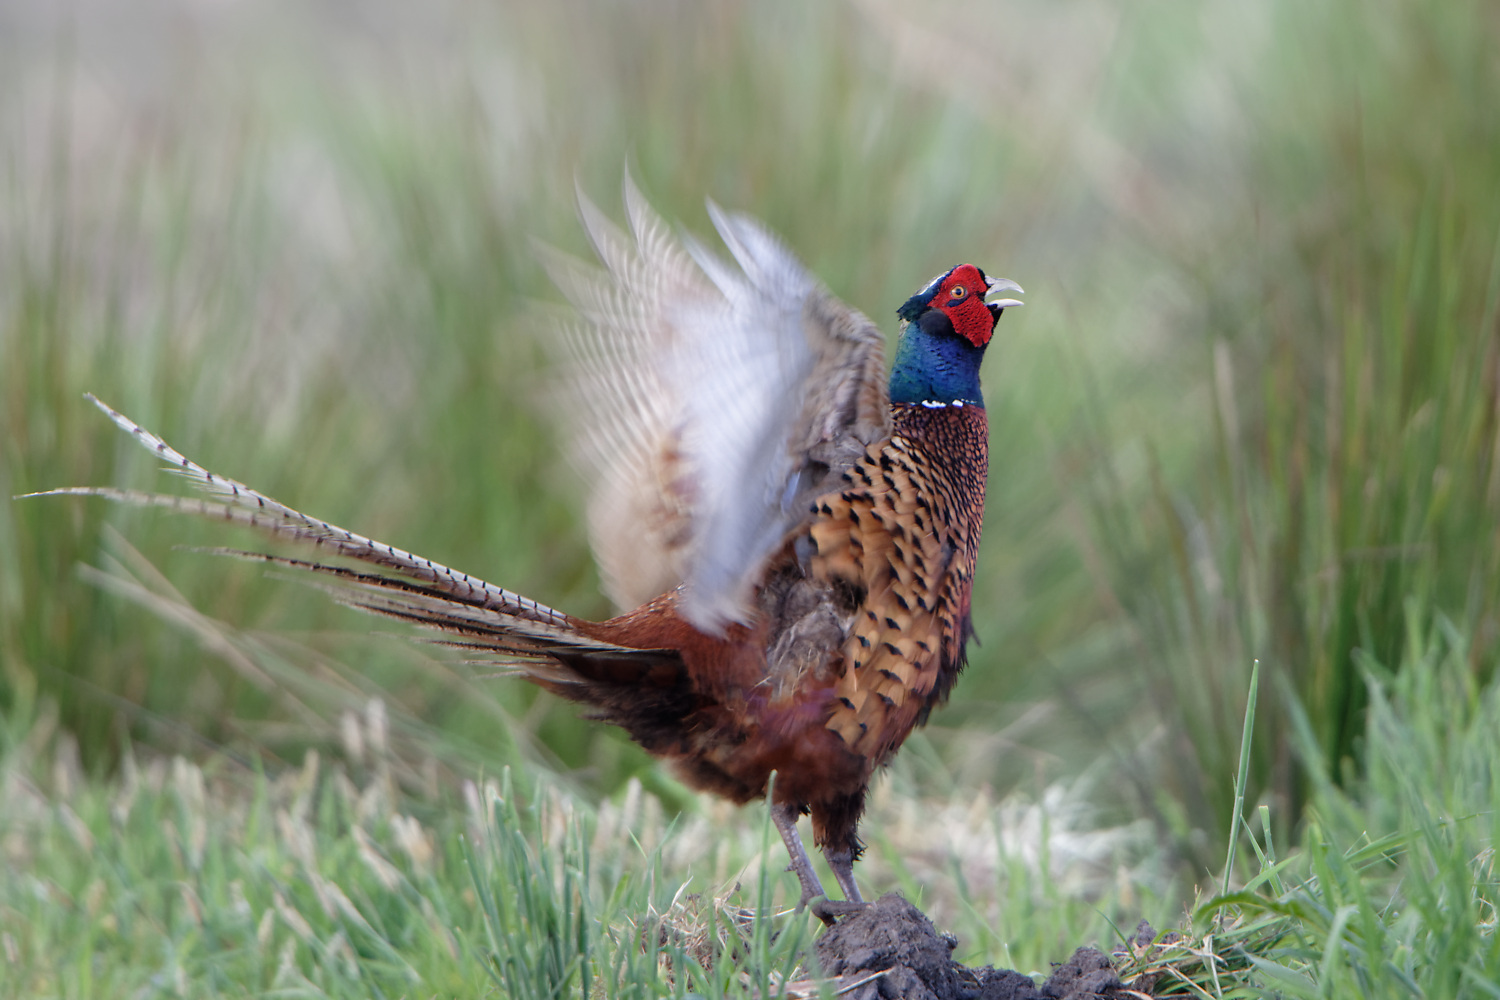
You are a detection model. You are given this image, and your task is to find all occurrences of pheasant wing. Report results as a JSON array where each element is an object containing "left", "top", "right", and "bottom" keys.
[{"left": 550, "top": 179, "right": 890, "bottom": 633}]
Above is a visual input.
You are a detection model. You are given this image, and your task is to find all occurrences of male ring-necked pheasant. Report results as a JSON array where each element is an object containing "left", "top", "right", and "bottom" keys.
[{"left": 32, "top": 180, "right": 1021, "bottom": 921}]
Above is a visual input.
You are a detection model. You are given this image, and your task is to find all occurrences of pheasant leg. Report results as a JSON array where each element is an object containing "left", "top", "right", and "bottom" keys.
[
  {"left": 771, "top": 803, "right": 828, "bottom": 912},
  {"left": 824, "top": 846, "right": 864, "bottom": 905},
  {"left": 809, "top": 846, "right": 870, "bottom": 922},
  {"left": 771, "top": 804, "right": 869, "bottom": 925}
]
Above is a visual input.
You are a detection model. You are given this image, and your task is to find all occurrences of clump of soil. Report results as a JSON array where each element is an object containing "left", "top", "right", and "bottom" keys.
[{"left": 814, "top": 894, "right": 1161, "bottom": 1000}]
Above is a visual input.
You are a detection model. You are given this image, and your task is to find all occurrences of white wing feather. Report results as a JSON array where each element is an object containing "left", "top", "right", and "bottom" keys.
[{"left": 548, "top": 178, "right": 889, "bottom": 632}]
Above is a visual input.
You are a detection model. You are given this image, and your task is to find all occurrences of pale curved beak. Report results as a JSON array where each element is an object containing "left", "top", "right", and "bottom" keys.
[{"left": 984, "top": 276, "right": 1024, "bottom": 309}]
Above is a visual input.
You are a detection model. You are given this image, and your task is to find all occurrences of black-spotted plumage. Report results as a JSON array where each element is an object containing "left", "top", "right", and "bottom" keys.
[{"left": 811, "top": 398, "right": 988, "bottom": 767}]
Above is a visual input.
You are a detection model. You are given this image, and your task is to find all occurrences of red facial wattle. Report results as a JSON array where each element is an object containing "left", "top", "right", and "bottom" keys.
[{"left": 933, "top": 265, "right": 995, "bottom": 347}]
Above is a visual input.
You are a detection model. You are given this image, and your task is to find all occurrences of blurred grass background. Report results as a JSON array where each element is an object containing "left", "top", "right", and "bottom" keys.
[{"left": 3, "top": 0, "right": 1498, "bottom": 887}]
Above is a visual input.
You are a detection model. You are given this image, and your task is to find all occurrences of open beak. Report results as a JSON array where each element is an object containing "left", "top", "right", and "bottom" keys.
[{"left": 984, "top": 275, "right": 1024, "bottom": 311}]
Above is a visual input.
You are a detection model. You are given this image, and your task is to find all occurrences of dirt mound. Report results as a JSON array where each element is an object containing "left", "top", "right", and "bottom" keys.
[{"left": 814, "top": 894, "right": 1158, "bottom": 1000}]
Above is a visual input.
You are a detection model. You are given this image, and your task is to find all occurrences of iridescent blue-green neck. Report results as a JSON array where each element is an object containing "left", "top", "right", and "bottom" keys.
[{"left": 887, "top": 310, "right": 987, "bottom": 408}]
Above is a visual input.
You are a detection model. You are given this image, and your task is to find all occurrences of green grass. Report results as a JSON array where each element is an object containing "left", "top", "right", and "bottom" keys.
[
  {"left": 1079, "top": 0, "right": 1500, "bottom": 855},
  {"left": 1187, "top": 609, "right": 1500, "bottom": 997},
  {"left": 4, "top": 606, "right": 1497, "bottom": 996},
  {"left": 0, "top": 690, "right": 820, "bottom": 999}
]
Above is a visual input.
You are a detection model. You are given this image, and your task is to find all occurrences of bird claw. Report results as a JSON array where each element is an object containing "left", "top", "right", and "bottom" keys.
[
  {"left": 791, "top": 888, "right": 867, "bottom": 926},
  {"left": 810, "top": 897, "right": 870, "bottom": 926}
]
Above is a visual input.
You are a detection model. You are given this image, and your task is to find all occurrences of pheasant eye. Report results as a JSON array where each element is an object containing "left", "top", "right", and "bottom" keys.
[{"left": 949, "top": 285, "right": 966, "bottom": 299}]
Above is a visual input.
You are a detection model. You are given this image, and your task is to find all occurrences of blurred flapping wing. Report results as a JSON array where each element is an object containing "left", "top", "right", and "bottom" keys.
[{"left": 548, "top": 179, "right": 889, "bottom": 633}]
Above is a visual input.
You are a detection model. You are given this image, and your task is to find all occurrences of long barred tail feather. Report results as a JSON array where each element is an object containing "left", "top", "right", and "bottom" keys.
[
  {"left": 201, "top": 548, "right": 643, "bottom": 657},
  {"left": 59, "top": 396, "right": 568, "bottom": 625},
  {"left": 22, "top": 395, "right": 662, "bottom": 676}
]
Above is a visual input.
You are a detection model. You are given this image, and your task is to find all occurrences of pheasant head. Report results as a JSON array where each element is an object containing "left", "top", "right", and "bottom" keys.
[{"left": 889, "top": 264, "right": 1023, "bottom": 408}]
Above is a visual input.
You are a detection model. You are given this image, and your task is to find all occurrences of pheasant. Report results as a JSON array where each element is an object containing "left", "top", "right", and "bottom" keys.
[{"left": 29, "top": 180, "right": 1022, "bottom": 921}]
